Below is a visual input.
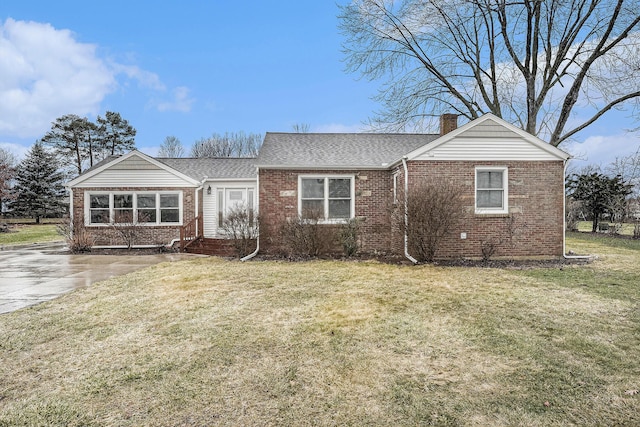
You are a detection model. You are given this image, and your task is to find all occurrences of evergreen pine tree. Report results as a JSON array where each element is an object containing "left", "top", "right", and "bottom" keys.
[
  {"left": 96, "top": 111, "right": 136, "bottom": 157},
  {"left": 10, "top": 142, "right": 65, "bottom": 223}
]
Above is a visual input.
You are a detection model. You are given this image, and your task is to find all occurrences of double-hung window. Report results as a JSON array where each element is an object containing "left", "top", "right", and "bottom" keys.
[
  {"left": 87, "top": 192, "right": 182, "bottom": 225},
  {"left": 113, "top": 194, "right": 134, "bottom": 223},
  {"left": 475, "top": 166, "right": 508, "bottom": 214},
  {"left": 160, "top": 194, "right": 180, "bottom": 223},
  {"left": 89, "top": 195, "right": 110, "bottom": 224},
  {"left": 299, "top": 176, "right": 354, "bottom": 221}
]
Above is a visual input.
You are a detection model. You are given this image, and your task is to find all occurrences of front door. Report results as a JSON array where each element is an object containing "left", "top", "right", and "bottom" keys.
[
  {"left": 216, "top": 187, "right": 254, "bottom": 236},
  {"left": 225, "top": 188, "right": 247, "bottom": 214}
]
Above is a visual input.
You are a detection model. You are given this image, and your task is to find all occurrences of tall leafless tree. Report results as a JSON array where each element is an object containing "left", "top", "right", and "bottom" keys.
[
  {"left": 158, "top": 136, "right": 185, "bottom": 157},
  {"left": 190, "top": 132, "right": 262, "bottom": 158},
  {"left": 0, "top": 147, "right": 17, "bottom": 215},
  {"left": 340, "top": 0, "right": 640, "bottom": 146}
]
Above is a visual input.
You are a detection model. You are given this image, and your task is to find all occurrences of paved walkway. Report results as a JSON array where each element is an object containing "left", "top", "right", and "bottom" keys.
[{"left": 0, "top": 243, "right": 199, "bottom": 314}]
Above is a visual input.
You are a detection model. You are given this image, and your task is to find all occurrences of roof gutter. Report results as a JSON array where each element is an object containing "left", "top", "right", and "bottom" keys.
[{"left": 402, "top": 157, "right": 418, "bottom": 264}]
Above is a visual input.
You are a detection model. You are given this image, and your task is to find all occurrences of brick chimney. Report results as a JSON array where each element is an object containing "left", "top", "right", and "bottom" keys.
[{"left": 439, "top": 114, "right": 458, "bottom": 136}]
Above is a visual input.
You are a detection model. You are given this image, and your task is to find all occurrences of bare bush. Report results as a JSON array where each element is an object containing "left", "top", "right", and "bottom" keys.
[
  {"left": 220, "top": 204, "right": 258, "bottom": 257},
  {"left": 480, "top": 239, "right": 500, "bottom": 262},
  {"left": 565, "top": 198, "right": 582, "bottom": 232},
  {"left": 400, "top": 179, "right": 465, "bottom": 262},
  {"left": 278, "top": 208, "right": 337, "bottom": 258},
  {"left": 340, "top": 218, "right": 361, "bottom": 257},
  {"left": 58, "top": 216, "right": 94, "bottom": 253},
  {"left": 110, "top": 211, "right": 149, "bottom": 250}
]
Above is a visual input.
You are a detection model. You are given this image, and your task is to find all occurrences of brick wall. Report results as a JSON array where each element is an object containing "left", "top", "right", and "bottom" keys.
[
  {"left": 258, "top": 169, "right": 394, "bottom": 255},
  {"left": 394, "top": 160, "right": 566, "bottom": 258},
  {"left": 71, "top": 187, "right": 198, "bottom": 247},
  {"left": 259, "top": 161, "right": 565, "bottom": 259}
]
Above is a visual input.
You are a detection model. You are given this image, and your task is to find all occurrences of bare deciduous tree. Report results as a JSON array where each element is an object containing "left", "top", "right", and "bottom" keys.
[
  {"left": 607, "top": 146, "right": 640, "bottom": 198},
  {"left": 292, "top": 123, "right": 310, "bottom": 133},
  {"left": 0, "top": 147, "right": 17, "bottom": 215},
  {"left": 339, "top": 0, "right": 640, "bottom": 146},
  {"left": 158, "top": 136, "right": 185, "bottom": 158},
  {"left": 190, "top": 132, "right": 262, "bottom": 158}
]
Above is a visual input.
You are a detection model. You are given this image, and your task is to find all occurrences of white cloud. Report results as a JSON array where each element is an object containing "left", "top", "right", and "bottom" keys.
[
  {"left": 154, "top": 86, "right": 194, "bottom": 113},
  {"left": 110, "top": 63, "right": 165, "bottom": 91},
  {"left": 562, "top": 133, "right": 640, "bottom": 169},
  {"left": 0, "top": 141, "right": 30, "bottom": 160},
  {"left": 0, "top": 18, "right": 191, "bottom": 141},
  {"left": 0, "top": 18, "right": 115, "bottom": 138}
]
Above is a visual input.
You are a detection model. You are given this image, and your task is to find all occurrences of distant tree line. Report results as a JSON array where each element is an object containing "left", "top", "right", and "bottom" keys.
[
  {"left": 158, "top": 132, "right": 263, "bottom": 158},
  {"left": 566, "top": 149, "right": 640, "bottom": 234}
]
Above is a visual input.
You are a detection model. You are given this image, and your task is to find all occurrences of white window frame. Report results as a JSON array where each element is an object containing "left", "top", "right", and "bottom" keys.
[
  {"left": 475, "top": 166, "right": 508, "bottom": 214},
  {"left": 85, "top": 191, "right": 183, "bottom": 226},
  {"left": 298, "top": 175, "right": 355, "bottom": 223}
]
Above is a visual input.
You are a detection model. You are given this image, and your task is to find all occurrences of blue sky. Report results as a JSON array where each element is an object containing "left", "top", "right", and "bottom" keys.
[{"left": 1, "top": 1, "right": 638, "bottom": 169}]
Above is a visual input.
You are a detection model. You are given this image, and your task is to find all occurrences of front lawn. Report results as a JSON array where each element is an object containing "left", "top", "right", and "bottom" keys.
[
  {"left": 0, "top": 224, "right": 61, "bottom": 246},
  {"left": 0, "top": 234, "right": 638, "bottom": 426}
]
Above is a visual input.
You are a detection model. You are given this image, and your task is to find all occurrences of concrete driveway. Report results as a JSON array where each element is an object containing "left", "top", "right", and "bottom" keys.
[{"left": 0, "top": 243, "right": 199, "bottom": 314}]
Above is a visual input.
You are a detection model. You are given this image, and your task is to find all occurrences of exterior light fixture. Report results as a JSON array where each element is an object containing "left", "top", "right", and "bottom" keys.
[{"left": 207, "top": 185, "right": 212, "bottom": 195}]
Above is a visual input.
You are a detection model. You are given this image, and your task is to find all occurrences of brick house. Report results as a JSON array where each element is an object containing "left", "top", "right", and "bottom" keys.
[{"left": 66, "top": 114, "right": 570, "bottom": 260}]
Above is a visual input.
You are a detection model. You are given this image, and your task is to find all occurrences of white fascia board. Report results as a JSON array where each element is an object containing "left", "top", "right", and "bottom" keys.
[
  {"left": 254, "top": 164, "right": 390, "bottom": 170},
  {"left": 404, "top": 113, "right": 571, "bottom": 161},
  {"left": 66, "top": 150, "right": 201, "bottom": 187},
  {"left": 205, "top": 178, "right": 257, "bottom": 182}
]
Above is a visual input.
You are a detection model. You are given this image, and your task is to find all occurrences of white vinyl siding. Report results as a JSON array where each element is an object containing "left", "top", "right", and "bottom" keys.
[
  {"left": 416, "top": 138, "right": 562, "bottom": 161},
  {"left": 475, "top": 167, "right": 508, "bottom": 214},
  {"left": 76, "top": 169, "right": 194, "bottom": 187},
  {"left": 85, "top": 191, "right": 183, "bottom": 225}
]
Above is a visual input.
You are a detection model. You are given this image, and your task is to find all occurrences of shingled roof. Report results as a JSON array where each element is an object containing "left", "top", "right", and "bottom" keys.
[
  {"left": 157, "top": 157, "right": 256, "bottom": 180},
  {"left": 256, "top": 133, "right": 439, "bottom": 169}
]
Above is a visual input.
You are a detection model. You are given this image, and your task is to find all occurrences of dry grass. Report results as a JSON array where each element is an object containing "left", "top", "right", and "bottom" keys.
[
  {"left": 0, "top": 224, "right": 61, "bottom": 246},
  {"left": 0, "top": 234, "right": 639, "bottom": 426}
]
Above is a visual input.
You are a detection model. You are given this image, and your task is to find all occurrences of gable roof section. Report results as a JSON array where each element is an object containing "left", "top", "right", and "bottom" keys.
[
  {"left": 406, "top": 114, "right": 571, "bottom": 162},
  {"left": 157, "top": 157, "right": 256, "bottom": 181},
  {"left": 66, "top": 150, "right": 201, "bottom": 187},
  {"left": 257, "top": 133, "right": 438, "bottom": 169}
]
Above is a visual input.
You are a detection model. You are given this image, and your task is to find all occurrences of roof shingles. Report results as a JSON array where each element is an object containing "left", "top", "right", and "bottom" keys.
[
  {"left": 157, "top": 157, "right": 256, "bottom": 180},
  {"left": 256, "top": 133, "right": 439, "bottom": 169}
]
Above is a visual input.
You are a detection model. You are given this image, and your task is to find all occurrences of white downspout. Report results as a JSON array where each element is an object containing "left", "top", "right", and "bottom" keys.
[
  {"left": 68, "top": 187, "right": 73, "bottom": 241},
  {"left": 402, "top": 157, "right": 418, "bottom": 264},
  {"left": 562, "top": 159, "right": 591, "bottom": 260},
  {"left": 241, "top": 169, "right": 260, "bottom": 261}
]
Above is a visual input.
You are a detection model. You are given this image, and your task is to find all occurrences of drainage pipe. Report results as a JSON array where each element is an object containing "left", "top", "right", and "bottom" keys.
[
  {"left": 241, "top": 170, "right": 260, "bottom": 261},
  {"left": 401, "top": 157, "right": 418, "bottom": 264}
]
